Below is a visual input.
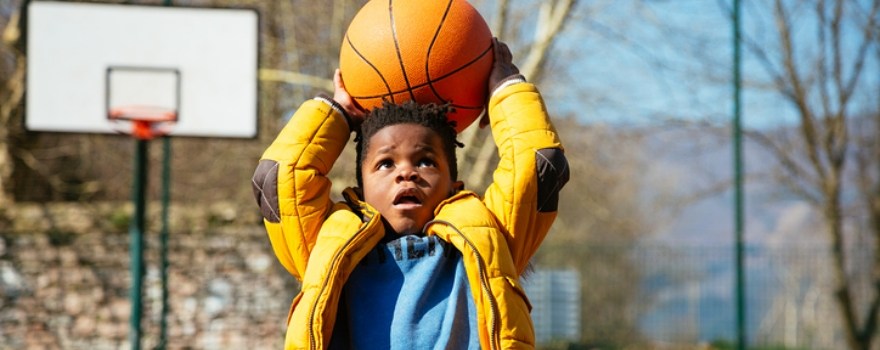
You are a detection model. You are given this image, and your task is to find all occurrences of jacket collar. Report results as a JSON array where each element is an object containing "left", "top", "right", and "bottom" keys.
[{"left": 343, "top": 187, "right": 376, "bottom": 223}]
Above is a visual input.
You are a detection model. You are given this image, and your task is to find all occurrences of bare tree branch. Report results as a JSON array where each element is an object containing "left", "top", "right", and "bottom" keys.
[
  {"left": 258, "top": 68, "right": 333, "bottom": 91},
  {"left": 746, "top": 129, "right": 822, "bottom": 203},
  {"left": 490, "top": 0, "right": 509, "bottom": 35},
  {"left": 0, "top": 8, "right": 24, "bottom": 206},
  {"left": 460, "top": 0, "right": 578, "bottom": 191},
  {"left": 520, "top": 0, "right": 576, "bottom": 81},
  {"left": 756, "top": 1, "right": 880, "bottom": 348},
  {"left": 465, "top": 130, "right": 496, "bottom": 189}
]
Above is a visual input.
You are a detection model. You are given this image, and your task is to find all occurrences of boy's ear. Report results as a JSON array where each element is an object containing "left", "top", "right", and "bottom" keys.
[{"left": 451, "top": 181, "right": 464, "bottom": 194}]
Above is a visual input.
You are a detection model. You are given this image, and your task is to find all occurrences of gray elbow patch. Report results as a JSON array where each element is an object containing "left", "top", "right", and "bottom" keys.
[
  {"left": 535, "top": 148, "right": 570, "bottom": 212},
  {"left": 252, "top": 160, "right": 281, "bottom": 223}
]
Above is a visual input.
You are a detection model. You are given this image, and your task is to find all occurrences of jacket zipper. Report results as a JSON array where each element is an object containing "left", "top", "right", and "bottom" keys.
[
  {"left": 425, "top": 220, "right": 501, "bottom": 350},
  {"left": 307, "top": 212, "right": 375, "bottom": 350}
]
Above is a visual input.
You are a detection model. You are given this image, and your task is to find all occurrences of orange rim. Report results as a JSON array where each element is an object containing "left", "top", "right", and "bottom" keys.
[
  {"left": 108, "top": 105, "right": 177, "bottom": 122},
  {"left": 108, "top": 106, "right": 177, "bottom": 140}
]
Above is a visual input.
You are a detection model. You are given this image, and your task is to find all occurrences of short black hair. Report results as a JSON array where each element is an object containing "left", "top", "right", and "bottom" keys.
[{"left": 355, "top": 101, "right": 461, "bottom": 188}]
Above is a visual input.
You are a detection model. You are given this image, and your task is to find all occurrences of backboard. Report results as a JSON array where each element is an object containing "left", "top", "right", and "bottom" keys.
[{"left": 26, "top": 2, "right": 259, "bottom": 138}]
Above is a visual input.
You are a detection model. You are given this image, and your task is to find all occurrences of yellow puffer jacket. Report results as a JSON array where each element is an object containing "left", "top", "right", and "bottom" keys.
[{"left": 252, "top": 82, "right": 568, "bottom": 350}]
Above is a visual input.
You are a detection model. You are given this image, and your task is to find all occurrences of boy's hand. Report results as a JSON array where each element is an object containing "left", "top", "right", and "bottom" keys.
[
  {"left": 488, "top": 38, "right": 522, "bottom": 91},
  {"left": 333, "top": 68, "right": 366, "bottom": 128},
  {"left": 481, "top": 38, "right": 525, "bottom": 128}
]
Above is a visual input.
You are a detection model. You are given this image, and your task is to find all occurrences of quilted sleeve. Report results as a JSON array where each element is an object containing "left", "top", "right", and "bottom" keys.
[
  {"left": 482, "top": 83, "right": 570, "bottom": 275},
  {"left": 251, "top": 99, "right": 352, "bottom": 280}
]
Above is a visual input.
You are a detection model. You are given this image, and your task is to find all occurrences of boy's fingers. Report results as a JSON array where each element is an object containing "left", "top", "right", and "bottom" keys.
[
  {"left": 334, "top": 69, "right": 345, "bottom": 90},
  {"left": 333, "top": 69, "right": 352, "bottom": 105},
  {"left": 479, "top": 110, "right": 490, "bottom": 128},
  {"left": 331, "top": 69, "right": 367, "bottom": 124},
  {"left": 488, "top": 38, "right": 521, "bottom": 93},
  {"left": 494, "top": 38, "right": 512, "bottom": 65}
]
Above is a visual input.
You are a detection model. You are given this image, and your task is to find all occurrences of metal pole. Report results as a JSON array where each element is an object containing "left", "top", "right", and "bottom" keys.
[
  {"left": 157, "top": 137, "right": 171, "bottom": 350},
  {"left": 732, "top": 0, "right": 746, "bottom": 349},
  {"left": 158, "top": 3, "right": 173, "bottom": 349},
  {"left": 129, "top": 138, "right": 148, "bottom": 350}
]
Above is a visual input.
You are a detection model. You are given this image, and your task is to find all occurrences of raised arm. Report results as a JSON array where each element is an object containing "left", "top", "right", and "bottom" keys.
[
  {"left": 251, "top": 70, "right": 364, "bottom": 280},
  {"left": 482, "top": 40, "right": 570, "bottom": 275}
]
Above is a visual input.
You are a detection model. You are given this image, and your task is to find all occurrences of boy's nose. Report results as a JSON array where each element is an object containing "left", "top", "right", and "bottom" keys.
[{"left": 397, "top": 166, "right": 419, "bottom": 182}]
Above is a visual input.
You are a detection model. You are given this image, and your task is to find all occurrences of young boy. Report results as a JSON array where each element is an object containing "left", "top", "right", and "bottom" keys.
[{"left": 252, "top": 40, "right": 569, "bottom": 349}]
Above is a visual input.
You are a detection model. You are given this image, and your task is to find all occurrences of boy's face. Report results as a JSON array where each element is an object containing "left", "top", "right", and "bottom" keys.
[{"left": 361, "top": 123, "right": 461, "bottom": 235}]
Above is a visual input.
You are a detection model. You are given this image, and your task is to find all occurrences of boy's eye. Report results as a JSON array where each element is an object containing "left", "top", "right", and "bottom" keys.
[
  {"left": 377, "top": 159, "right": 394, "bottom": 170},
  {"left": 417, "top": 158, "right": 436, "bottom": 168}
]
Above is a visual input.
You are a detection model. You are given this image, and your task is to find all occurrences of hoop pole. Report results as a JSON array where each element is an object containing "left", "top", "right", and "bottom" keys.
[
  {"left": 128, "top": 138, "right": 148, "bottom": 350},
  {"left": 158, "top": 3, "right": 173, "bottom": 349},
  {"left": 158, "top": 136, "right": 171, "bottom": 350}
]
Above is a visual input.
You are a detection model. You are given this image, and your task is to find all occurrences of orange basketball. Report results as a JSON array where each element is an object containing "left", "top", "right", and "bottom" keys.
[{"left": 339, "top": 0, "right": 494, "bottom": 133}]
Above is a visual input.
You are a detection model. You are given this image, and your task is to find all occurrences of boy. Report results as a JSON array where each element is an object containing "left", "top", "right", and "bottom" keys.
[{"left": 252, "top": 40, "right": 569, "bottom": 349}]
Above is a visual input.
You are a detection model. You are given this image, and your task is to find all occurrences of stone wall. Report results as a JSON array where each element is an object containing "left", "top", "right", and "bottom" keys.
[{"left": 0, "top": 202, "right": 297, "bottom": 349}]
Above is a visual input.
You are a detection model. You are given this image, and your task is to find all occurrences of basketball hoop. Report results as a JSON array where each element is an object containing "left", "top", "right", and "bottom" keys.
[{"left": 108, "top": 105, "right": 178, "bottom": 140}]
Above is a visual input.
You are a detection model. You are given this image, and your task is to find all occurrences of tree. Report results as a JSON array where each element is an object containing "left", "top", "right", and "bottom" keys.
[
  {"left": 740, "top": 1, "right": 880, "bottom": 349},
  {"left": 0, "top": 1, "right": 25, "bottom": 206}
]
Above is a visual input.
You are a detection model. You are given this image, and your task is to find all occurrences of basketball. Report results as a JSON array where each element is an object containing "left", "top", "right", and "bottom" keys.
[{"left": 339, "top": 0, "right": 494, "bottom": 133}]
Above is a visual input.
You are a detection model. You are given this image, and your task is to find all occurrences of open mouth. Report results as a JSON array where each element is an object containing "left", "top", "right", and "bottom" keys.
[{"left": 393, "top": 188, "right": 423, "bottom": 206}]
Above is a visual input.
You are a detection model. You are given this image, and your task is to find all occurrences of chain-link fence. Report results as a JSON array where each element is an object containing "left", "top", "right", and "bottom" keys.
[
  {"left": 528, "top": 242, "right": 865, "bottom": 349},
  {"left": 0, "top": 219, "right": 872, "bottom": 349}
]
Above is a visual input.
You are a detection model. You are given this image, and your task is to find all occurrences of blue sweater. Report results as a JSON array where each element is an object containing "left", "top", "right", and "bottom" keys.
[{"left": 330, "top": 233, "right": 480, "bottom": 349}]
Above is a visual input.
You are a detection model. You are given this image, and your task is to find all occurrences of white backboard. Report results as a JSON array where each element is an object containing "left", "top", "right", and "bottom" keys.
[{"left": 27, "top": 2, "right": 259, "bottom": 138}]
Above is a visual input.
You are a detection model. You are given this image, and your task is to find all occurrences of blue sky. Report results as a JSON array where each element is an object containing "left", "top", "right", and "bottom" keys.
[
  {"left": 531, "top": 0, "right": 877, "bottom": 131},
  {"left": 544, "top": 0, "right": 735, "bottom": 127}
]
